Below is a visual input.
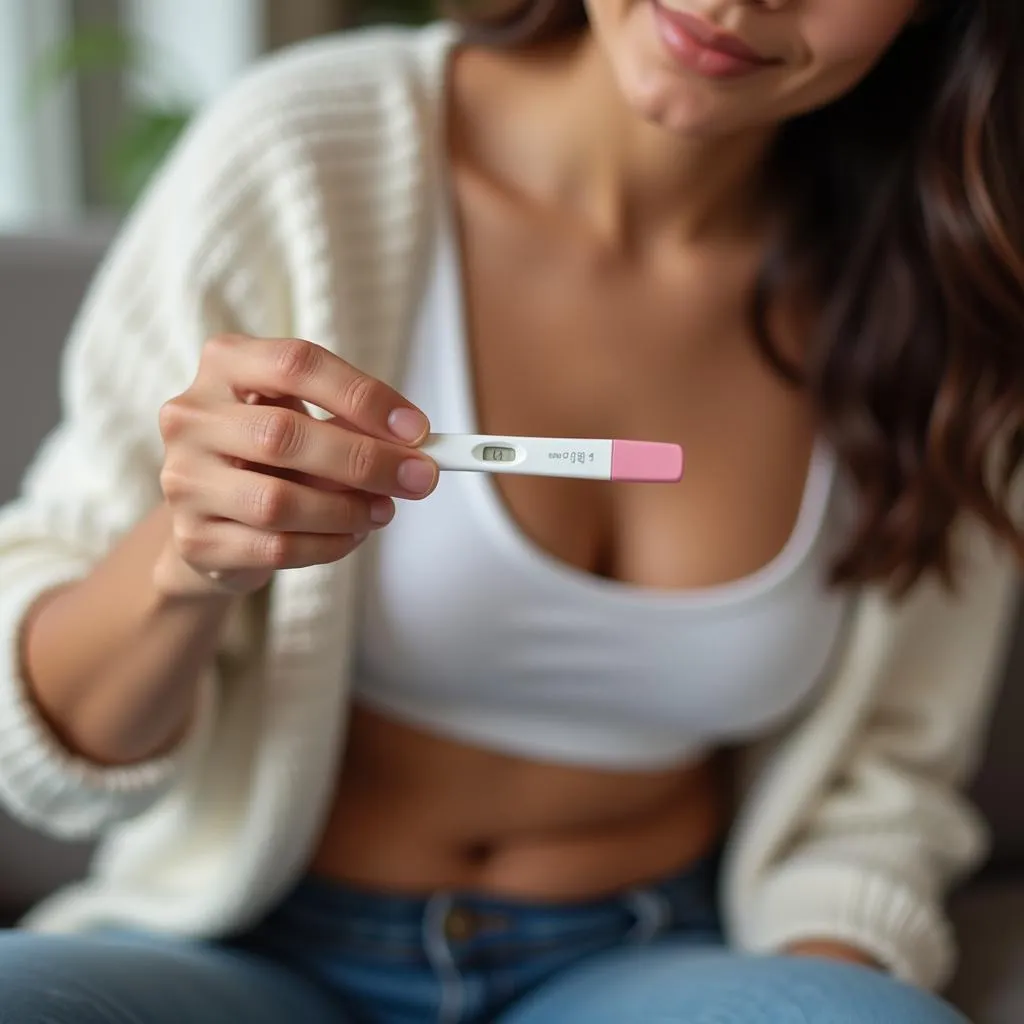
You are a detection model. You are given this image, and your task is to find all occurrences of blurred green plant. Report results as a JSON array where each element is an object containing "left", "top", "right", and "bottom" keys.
[
  {"left": 30, "top": 23, "right": 192, "bottom": 207},
  {"left": 31, "top": 4, "right": 437, "bottom": 208}
]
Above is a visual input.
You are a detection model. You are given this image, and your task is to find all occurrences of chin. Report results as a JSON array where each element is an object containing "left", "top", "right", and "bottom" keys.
[
  {"left": 597, "top": 1, "right": 772, "bottom": 138},
  {"left": 618, "top": 62, "right": 731, "bottom": 136}
]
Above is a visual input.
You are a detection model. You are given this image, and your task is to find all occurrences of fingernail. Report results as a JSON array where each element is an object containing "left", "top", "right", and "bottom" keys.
[
  {"left": 397, "top": 458, "right": 435, "bottom": 495},
  {"left": 352, "top": 532, "right": 369, "bottom": 545},
  {"left": 388, "top": 408, "right": 429, "bottom": 443},
  {"left": 370, "top": 497, "right": 395, "bottom": 525}
]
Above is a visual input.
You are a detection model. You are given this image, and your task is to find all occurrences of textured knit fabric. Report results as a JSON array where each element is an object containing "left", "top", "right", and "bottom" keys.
[{"left": 0, "top": 22, "right": 1018, "bottom": 993}]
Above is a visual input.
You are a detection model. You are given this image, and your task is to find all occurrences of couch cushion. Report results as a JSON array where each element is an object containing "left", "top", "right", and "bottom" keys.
[
  {"left": 948, "top": 877, "right": 1024, "bottom": 1024},
  {"left": 0, "top": 816, "right": 92, "bottom": 918},
  {"left": 0, "top": 229, "right": 109, "bottom": 916},
  {"left": 969, "top": 592, "right": 1024, "bottom": 869},
  {"left": 0, "top": 228, "right": 112, "bottom": 505}
]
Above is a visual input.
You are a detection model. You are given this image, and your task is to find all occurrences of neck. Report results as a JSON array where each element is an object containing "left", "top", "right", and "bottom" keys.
[{"left": 487, "top": 33, "right": 779, "bottom": 249}]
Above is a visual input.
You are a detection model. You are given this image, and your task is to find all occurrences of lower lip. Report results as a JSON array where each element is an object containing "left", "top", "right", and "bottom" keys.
[{"left": 651, "top": 2, "right": 770, "bottom": 79}]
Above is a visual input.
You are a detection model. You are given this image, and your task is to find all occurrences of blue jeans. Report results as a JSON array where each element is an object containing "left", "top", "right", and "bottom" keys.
[{"left": 0, "top": 857, "right": 965, "bottom": 1023}]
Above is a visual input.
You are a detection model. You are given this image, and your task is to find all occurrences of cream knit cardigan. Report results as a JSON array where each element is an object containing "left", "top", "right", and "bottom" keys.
[{"left": 0, "top": 22, "right": 1017, "bottom": 992}]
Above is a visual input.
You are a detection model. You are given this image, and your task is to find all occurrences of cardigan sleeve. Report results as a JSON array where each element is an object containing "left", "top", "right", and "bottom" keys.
[
  {"left": 0, "top": 23, "right": 446, "bottom": 843},
  {"left": 0, "top": 72, "right": 285, "bottom": 840},
  {"left": 732, "top": 521, "right": 1020, "bottom": 990}
]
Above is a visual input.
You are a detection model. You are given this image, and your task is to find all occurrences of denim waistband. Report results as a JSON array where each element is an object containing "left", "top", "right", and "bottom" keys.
[{"left": 246, "top": 850, "right": 722, "bottom": 966}]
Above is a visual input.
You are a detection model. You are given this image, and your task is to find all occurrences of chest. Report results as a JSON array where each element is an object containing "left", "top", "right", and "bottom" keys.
[
  {"left": 353, "top": 235, "right": 849, "bottom": 764},
  {"left": 451, "top": 174, "right": 822, "bottom": 590}
]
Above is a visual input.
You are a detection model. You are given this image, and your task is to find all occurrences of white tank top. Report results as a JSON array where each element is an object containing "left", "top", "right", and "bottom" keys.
[{"left": 352, "top": 211, "right": 851, "bottom": 770}]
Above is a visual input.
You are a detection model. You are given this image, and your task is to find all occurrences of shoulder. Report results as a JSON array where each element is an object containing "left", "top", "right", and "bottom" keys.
[
  {"left": 219, "top": 23, "right": 453, "bottom": 115},
  {"left": 148, "top": 23, "right": 459, "bottom": 237},
  {"left": 127, "top": 22, "right": 460, "bottom": 321},
  {"left": 186, "top": 23, "right": 457, "bottom": 168}
]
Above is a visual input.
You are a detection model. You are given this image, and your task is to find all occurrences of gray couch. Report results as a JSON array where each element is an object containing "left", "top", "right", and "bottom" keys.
[{"left": 1, "top": 230, "right": 1022, "bottom": 1021}]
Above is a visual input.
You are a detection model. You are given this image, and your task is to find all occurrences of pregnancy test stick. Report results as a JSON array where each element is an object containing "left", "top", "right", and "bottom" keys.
[{"left": 420, "top": 433, "right": 684, "bottom": 483}]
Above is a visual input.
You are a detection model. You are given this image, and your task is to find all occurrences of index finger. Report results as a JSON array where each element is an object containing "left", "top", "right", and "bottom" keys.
[{"left": 203, "top": 335, "right": 430, "bottom": 445}]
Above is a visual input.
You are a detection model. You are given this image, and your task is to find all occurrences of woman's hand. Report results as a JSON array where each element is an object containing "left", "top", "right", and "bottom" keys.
[
  {"left": 155, "top": 334, "right": 437, "bottom": 597},
  {"left": 784, "top": 940, "right": 882, "bottom": 970}
]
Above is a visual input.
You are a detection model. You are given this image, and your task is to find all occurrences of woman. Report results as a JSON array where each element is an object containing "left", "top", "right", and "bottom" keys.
[{"left": 0, "top": 0, "right": 1021, "bottom": 1020}]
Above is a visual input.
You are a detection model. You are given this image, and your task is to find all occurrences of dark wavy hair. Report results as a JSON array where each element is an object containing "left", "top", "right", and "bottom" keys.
[{"left": 451, "top": 0, "right": 1024, "bottom": 593}]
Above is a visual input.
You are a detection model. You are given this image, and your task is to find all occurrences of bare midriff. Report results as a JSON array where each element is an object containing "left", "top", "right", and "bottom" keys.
[{"left": 310, "top": 703, "right": 727, "bottom": 899}]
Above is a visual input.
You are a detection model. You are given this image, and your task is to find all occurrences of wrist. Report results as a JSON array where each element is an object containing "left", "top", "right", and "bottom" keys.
[{"left": 152, "top": 542, "right": 255, "bottom": 604}]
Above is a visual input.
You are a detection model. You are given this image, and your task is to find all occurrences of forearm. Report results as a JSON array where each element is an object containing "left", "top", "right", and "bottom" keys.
[
  {"left": 785, "top": 941, "right": 882, "bottom": 969},
  {"left": 19, "top": 504, "right": 232, "bottom": 766}
]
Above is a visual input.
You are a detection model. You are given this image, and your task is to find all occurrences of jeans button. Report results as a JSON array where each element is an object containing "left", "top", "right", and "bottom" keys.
[{"left": 444, "top": 907, "right": 478, "bottom": 942}]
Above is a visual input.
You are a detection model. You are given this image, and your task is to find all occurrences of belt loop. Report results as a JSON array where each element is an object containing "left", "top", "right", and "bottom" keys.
[
  {"left": 623, "top": 887, "right": 671, "bottom": 944},
  {"left": 423, "top": 893, "right": 466, "bottom": 1024}
]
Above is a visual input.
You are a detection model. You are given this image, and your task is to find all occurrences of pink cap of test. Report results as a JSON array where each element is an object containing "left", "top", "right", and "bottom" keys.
[{"left": 610, "top": 440, "right": 684, "bottom": 483}]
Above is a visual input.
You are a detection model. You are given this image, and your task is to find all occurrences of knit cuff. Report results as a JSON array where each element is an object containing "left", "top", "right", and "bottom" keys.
[
  {"left": 0, "top": 561, "right": 188, "bottom": 838},
  {"left": 741, "top": 860, "right": 956, "bottom": 991}
]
